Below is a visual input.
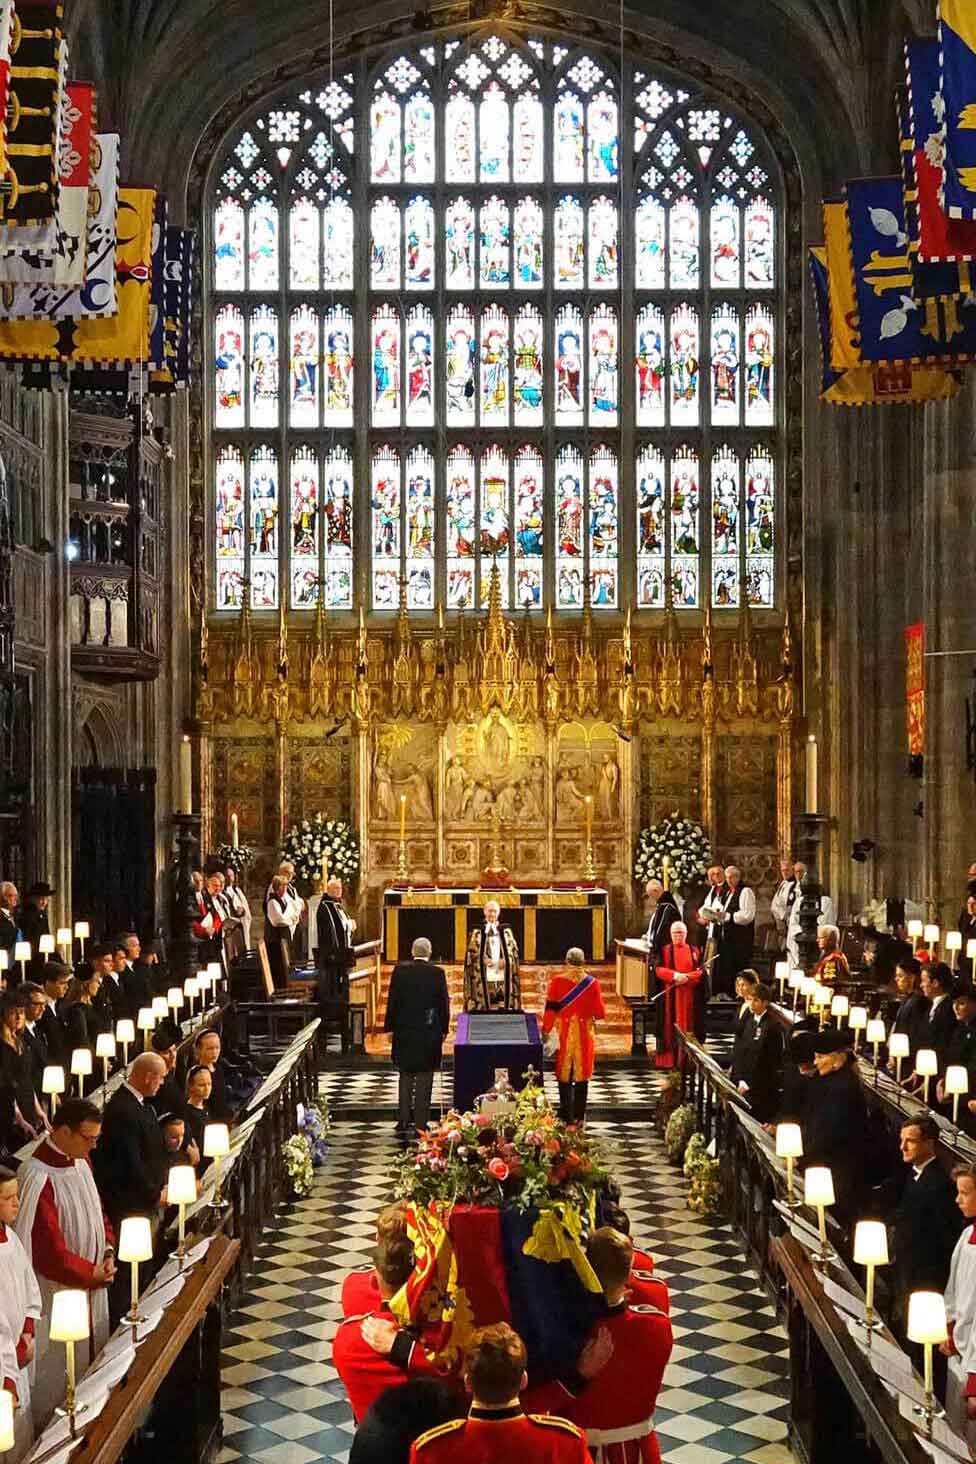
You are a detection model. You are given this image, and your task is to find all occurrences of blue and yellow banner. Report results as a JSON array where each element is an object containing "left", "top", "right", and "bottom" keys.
[
  {"left": 847, "top": 175, "right": 976, "bottom": 362},
  {"left": 939, "top": 0, "right": 976, "bottom": 219},
  {"left": 904, "top": 39, "right": 976, "bottom": 264}
]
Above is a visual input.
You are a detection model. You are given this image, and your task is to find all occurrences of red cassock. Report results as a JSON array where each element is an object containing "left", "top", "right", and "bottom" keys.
[
  {"left": 655, "top": 942, "right": 703, "bottom": 1065},
  {"left": 410, "top": 1407, "right": 590, "bottom": 1463},
  {"left": 341, "top": 1266, "right": 379, "bottom": 1317},
  {"left": 524, "top": 1300, "right": 673, "bottom": 1464},
  {"left": 542, "top": 971, "right": 607, "bottom": 1084},
  {"left": 332, "top": 1304, "right": 441, "bottom": 1422}
]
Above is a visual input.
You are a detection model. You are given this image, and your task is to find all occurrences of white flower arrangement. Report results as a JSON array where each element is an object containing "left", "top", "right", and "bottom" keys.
[
  {"left": 282, "top": 1133, "right": 314, "bottom": 1198},
  {"left": 281, "top": 813, "right": 359, "bottom": 885},
  {"left": 634, "top": 811, "right": 711, "bottom": 888}
]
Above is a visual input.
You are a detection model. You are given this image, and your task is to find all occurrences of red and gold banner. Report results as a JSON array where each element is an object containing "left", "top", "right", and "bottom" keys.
[{"left": 906, "top": 622, "right": 925, "bottom": 757}]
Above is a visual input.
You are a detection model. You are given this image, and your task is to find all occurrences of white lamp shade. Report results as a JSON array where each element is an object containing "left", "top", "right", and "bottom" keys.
[
  {"left": 95, "top": 1032, "right": 116, "bottom": 1059},
  {"left": 866, "top": 1019, "right": 887, "bottom": 1044},
  {"left": 968, "top": 939, "right": 976, "bottom": 959},
  {"left": 49, "top": 1289, "right": 90, "bottom": 1343},
  {"left": 907, "top": 919, "right": 924, "bottom": 938},
  {"left": 924, "top": 924, "right": 941, "bottom": 945},
  {"left": 0, "top": 1388, "right": 12, "bottom": 1450},
  {"left": 183, "top": 978, "right": 198, "bottom": 998},
  {"left": 775, "top": 1122, "right": 803, "bottom": 1159},
  {"left": 0, "top": 950, "right": 7, "bottom": 971},
  {"left": 203, "top": 1122, "right": 230, "bottom": 1159},
  {"left": 117, "top": 1215, "right": 153, "bottom": 1264},
  {"left": 136, "top": 1007, "right": 156, "bottom": 1031},
  {"left": 804, "top": 1167, "right": 835, "bottom": 1207},
  {"left": 41, "top": 1065, "right": 65, "bottom": 1096},
  {"left": 38, "top": 933, "right": 55, "bottom": 955},
  {"left": 167, "top": 1165, "right": 197, "bottom": 1206},
  {"left": 830, "top": 994, "right": 849, "bottom": 1017},
  {"left": 13, "top": 941, "right": 30, "bottom": 962},
  {"left": 56, "top": 927, "right": 72, "bottom": 945},
  {"left": 775, "top": 961, "right": 789, "bottom": 982},
  {"left": 167, "top": 987, "right": 184, "bottom": 1009},
  {"left": 946, "top": 931, "right": 963, "bottom": 952},
  {"left": 946, "top": 1065, "right": 970, "bottom": 1096},
  {"left": 207, "top": 962, "right": 221, "bottom": 981},
  {"left": 853, "top": 1220, "right": 889, "bottom": 1267},
  {"left": 915, "top": 1048, "right": 939, "bottom": 1077},
  {"left": 151, "top": 997, "right": 169, "bottom": 1021},
  {"left": 73, "top": 921, "right": 89, "bottom": 940},
  {"left": 70, "top": 1048, "right": 93, "bottom": 1077},
  {"left": 800, "top": 975, "right": 816, "bottom": 996},
  {"left": 815, "top": 985, "right": 831, "bottom": 1010},
  {"left": 907, "top": 1290, "right": 948, "bottom": 1345},
  {"left": 888, "top": 1032, "right": 911, "bottom": 1059},
  {"left": 849, "top": 1006, "right": 868, "bottom": 1030},
  {"left": 116, "top": 1019, "right": 135, "bottom": 1044},
  {"left": 788, "top": 970, "right": 805, "bottom": 991}
]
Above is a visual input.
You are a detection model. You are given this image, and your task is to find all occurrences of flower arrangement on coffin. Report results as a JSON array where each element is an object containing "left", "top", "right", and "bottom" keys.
[
  {"left": 300, "top": 1102, "right": 331, "bottom": 1169},
  {"left": 282, "top": 1133, "right": 314, "bottom": 1198},
  {"left": 213, "top": 842, "right": 254, "bottom": 877},
  {"left": 664, "top": 1103, "right": 697, "bottom": 1165},
  {"left": 281, "top": 815, "right": 360, "bottom": 886},
  {"left": 633, "top": 812, "right": 711, "bottom": 889},
  {"left": 395, "top": 1084, "right": 609, "bottom": 1213}
]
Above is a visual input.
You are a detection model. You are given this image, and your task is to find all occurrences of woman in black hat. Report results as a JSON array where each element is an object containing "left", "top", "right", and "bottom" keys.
[
  {"left": 15, "top": 881, "right": 54, "bottom": 981},
  {"left": 805, "top": 1027, "right": 869, "bottom": 1221}
]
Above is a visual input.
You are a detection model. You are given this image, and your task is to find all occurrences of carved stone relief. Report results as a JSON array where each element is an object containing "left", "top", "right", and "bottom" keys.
[
  {"left": 371, "top": 722, "right": 438, "bottom": 826},
  {"left": 554, "top": 722, "right": 621, "bottom": 827},
  {"left": 444, "top": 716, "right": 546, "bottom": 830}
]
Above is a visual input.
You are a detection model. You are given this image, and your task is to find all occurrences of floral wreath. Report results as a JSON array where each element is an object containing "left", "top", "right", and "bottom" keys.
[{"left": 633, "top": 811, "right": 711, "bottom": 889}]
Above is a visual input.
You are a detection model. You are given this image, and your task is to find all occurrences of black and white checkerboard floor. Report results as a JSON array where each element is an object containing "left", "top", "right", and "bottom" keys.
[{"left": 218, "top": 1065, "right": 793, "bottom": 1464}]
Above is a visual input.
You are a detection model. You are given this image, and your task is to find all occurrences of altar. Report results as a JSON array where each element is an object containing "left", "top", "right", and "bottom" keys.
[{"left": 383, "top": 886, "right": 610, "bottom": 964}]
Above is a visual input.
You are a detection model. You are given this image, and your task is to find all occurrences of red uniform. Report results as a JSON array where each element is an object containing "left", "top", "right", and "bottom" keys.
[
  {"left": 543, "top": 970, "right": 606, "bottom": 1083},
  {"left": 332, "top": 1304, "right": 438, "bottom": 1423},
  {"left": 341, "top": 1266, "right": 379, "bottom": 1316},
  {"left": 411, "top": 1406, "right": 589, "bottom": 1463},
  {"left": 525, "top": 1301, "right": 673, "bottom": 1464},
  {"left": 630, "top": 1264, "right": 669, "bottom": 1315}
]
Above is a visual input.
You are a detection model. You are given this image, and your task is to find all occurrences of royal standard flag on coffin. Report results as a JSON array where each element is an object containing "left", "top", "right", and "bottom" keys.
[
  {"left": 847, "top": 175, "right": 976, "bottom": 362},
  {"left": 939, "top": 0, "right": 976, "bottom": 219},
  {"left": 905, "top": 38, "right": 976, "bottom": 262}
]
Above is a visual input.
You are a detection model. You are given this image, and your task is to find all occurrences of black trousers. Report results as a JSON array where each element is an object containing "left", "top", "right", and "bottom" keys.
[
  {"left": 398, "top": 1069, "right": 435, "bottom": 1132},
  {"left": 557, "top": 1080, "right": 589, "bottom": 1123}
]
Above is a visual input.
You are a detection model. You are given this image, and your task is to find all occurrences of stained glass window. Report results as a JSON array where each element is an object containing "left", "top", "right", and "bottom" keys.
[{"left": 210, "top": 36, "right": 782, "bottom": 615}]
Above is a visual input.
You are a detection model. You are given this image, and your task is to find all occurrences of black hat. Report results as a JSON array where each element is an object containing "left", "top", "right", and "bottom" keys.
[
  {"left": 789, "top": 1030, "right": 817, "bottom": 1065},
  {"left": 813, "top": 1027, "right": 850, "bottom": 1055},
  {"left": 25, "top": 881, "right": 55, "bottom": 898}
]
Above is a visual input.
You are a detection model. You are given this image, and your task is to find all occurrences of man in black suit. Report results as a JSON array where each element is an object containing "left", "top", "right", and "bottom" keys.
[
  {"left": 92, "top": 1052, "right": 169, "bottom": 1229},
  {"left": 115, "top": 934, "right": 154, "bottom": 1022},
  {"left": 384, "top": 937, "right": 450, "bottom": 1137},
  {"left": 0, "top": 881, "right": 18, "bottom": 963},
  {"left": 19, "top": 982, "right": 51, "bottom": 1096},
  {"left": 317, "top": 877, "right": 356, "bottom": 1030},
  {"left": 918, "top": 962, "right": 957, "bottom": 1070},
  {"left": 730, "top": 983, "right": 784, "bottom": 1121},
  {"left": 890, "top": 957, "right": 930, "bottom": 1067},
  {"left": 891, "top": 1117, "right": 963, "bottom": 1386},
  {"left": 36, "top": 961, "right": 71, "bottom": 1069}
]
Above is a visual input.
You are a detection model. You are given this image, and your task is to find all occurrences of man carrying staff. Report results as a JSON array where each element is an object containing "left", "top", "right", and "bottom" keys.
[
  {"left": 542, "top": 948, "right": 606, "bottom": 1123},
  {"left": 464, "top": 899, "right": 520, "bottom": 1012}
]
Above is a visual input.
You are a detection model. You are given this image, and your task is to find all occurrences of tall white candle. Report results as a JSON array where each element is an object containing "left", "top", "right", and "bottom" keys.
[
  {"left": 230, "top": 813, "right": 239, "bottom": 849},
  {"left": 806, "top": 735, "right": 818, "bottom": 813},
  {"left": 179, "top": 735, "right": 193, "bottom": 813}
]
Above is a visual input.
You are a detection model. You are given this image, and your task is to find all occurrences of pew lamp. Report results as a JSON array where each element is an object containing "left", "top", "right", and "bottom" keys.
[
  {"left": 969, "top": 937, "right": 976, "bottom": 983},
  {"left": 70, "top": 1047, "right": 92, "bottom": 1098},
  {"left": 73, "top": 921, "right": 89, "bottom": 961},
  {"left": 774, "top": 961, "right": 789, "bottom": 1001},
  {"left": 49, "top": 1288, "right": 90, "bottom": 1437},
  {"left": 852, "top": 1220, "right": 888, "bottom": 1334},
  {"left": 0, "top": 949, "right": 7, "bottom": 987},
  {"left": 196, "top": 969, "right": 213, "bottom": 1007},
  {"left": 168, "top": 1164, "right": 198, "bottom": 1265},
  {"left": 815, "top": 985, "right": 832, "bottom": 1030},
  {"left": 167, "top": 987, "right": 184, "bottom": 1023},
  {"left": 42, "top": 1065, "right": 65, "bottom": 1116},
  {"left": 56, "top": 927, "right": 72, "bottom": 962},
  {"left": 866, "top": 1019, "right": 886, "bottom": 1075},
  {"left": 889, "top": 1031, "right": 910, "bottom": 1085},
  {"left": 183, "top": 976, "right": 199, "bottom": 1017},
  {"left": 118, "top": 1216, "right": 152, "bottom": 1329},
  {"left": 803, "top": 1166, "right": 836, "bottom": 1267},
  {"left": 38, "top": 933, "right": 54, "bottom": 963},
  {"left": 775, "top": 1122, "right": 803, "bottom": 1207},
  {"left": 923, "top": 924, "right": 941, "bottom": 959},
  {"left": 907, "top": 1290, "right": 948, "bottom": 1433},
  {"left": 800, "top": 975, "right": 816, "bottom": 1012},
  {"left": 0, "top": 1388, "right": 12, "bottom": 1452},
  {"left": 151, "top": 996, "right": 169, "bottom": 1028},
  {"left": 915, "top": 1048, "right": 938, "bottom": 1107},
  {"left": 830, "top": 993, "right": 849, "bottom": 1030},
  {"left": 788, "top": 969, "right": 804, "bottom": 1012},
  {"left": 946, "top": 1064, "right": 969, "bottom": 1125},
  {"left": 13, "top": 941, "right": 30, "bottom": 981},
  {"left": 907, "top": 919, "right": 924, "bottom": 953},
  {"left": 137, "top": 1007, "right": 156, "bottom": 1052},
  {"left": 946, "top": 930, "right": 963, "bottom": 971},
  {"left": 115, "top": 1018, "right": 135, "bottom": 1066},
  {"left": 204, "top": 1123, "right": 231, "bottom": 1209},
  {"left": 849, "top": 1006, "right": 868, "bottom": 1053},
  {"left": 95, "top": 1032, "right": 116, "bottom": 1086},
  {"left": 207, "top": 960, "right": 223, "bottom": 995}
]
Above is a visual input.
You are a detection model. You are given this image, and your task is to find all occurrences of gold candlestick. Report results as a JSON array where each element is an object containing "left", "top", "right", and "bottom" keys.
[
  {"left": 584, "top": 796, "right": 595, "bottom": 881},
  {"left": 397, "top": 794, "right": 408, "bottom": 881}
]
